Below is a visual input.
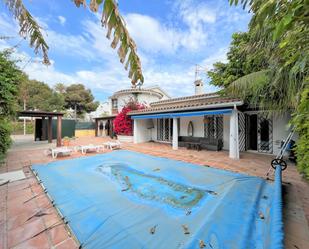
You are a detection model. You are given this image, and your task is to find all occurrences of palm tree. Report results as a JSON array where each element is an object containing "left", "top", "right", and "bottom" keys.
[
  {"left": 2, "top": 0, "right": 144, "bottom": 87},
  {"left": 228, "top": 0, "right": 308, "bottom": 112},
  {"left": 229, "top": 0, "right": 309, "bottom": 176}
]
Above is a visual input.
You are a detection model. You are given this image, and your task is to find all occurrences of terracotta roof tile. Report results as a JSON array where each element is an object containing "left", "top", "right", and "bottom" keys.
[{"left": 129, "top": 93, "right": 242, "bottom": 115}]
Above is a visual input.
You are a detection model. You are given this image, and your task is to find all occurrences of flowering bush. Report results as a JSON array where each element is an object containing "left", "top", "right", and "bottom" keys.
[{"left": 113, "top": 101, "right": 145, "bottom": 135}]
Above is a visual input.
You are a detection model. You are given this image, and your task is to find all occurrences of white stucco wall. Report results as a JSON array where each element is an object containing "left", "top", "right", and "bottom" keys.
[
  {"left": 272, "top": 113, "right": 294, "bottom": 155},
  {"left": 223, "top": 115, "right": 230, "bottom": 150},
  {"left": 116, "top": 94, "right": 135, "bottom": 111},
  {"left": 151, "top": 119, "right": 157, "bottom": 141},
  {"left": 137, "top": 94, "right": 162, "bottom": 107},
  {"left": 134, "top": 119, "right": 154, "bottom": 143},
  {"left": 133, "top": 111, "right": 293, "bottom": 156},
  {"left": 179, "top": 116, "right": 204, "bottom": 137},
  {"left": 113, "top": 93, "right": 163, "bottom": 113}
]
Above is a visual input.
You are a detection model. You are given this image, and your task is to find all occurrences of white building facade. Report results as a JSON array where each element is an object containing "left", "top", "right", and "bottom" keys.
[
  {"left": 94, "top": 86, "right": 170, "bottom": 137},
  {"left": 130, "top": 91, "right": 294, "bottom": 159},
  {"left": 108, "top": 86, "right": 170, "bottom": 114}
]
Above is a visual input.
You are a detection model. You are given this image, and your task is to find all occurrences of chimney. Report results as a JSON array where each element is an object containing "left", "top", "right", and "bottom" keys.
[{"left": 194, "top": 79, "right": 204, "bottom": 95}]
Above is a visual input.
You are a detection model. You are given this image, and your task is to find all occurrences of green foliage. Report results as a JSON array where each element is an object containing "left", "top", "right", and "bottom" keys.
[
  {"left": 11, "top": 121, "right": 34, "bottom": 135},
  {"left": 0, "top": 50, "right": 23, "bottom": 161},
  {"left": 225, "top": 0, "right": 309, "bottom": 176},
  {"left": 64, "top": 84, "right": 99, "bottom": 116},
  {"left": 208, "top": 32, "right": 269, "bottom": 88},
  {"left": 54, "top": 83, "right": 66, "bottom": 94},
  {"left": 17, "top": 80, "right": 99, "bottom": 116},
  {"left": 227, "top": 0, "right": 308, "bottom": 112},
  {"left": 0, "top": 119, "right": 12, "bottom": 162},
  {"left": 292, "top": 85, "right": 309, "bottom": 179},
  {"left": 18, "top": 79, "right": 65, "bottom": 112},
  {"left": 0, "top": 50, "right": 23, "bottom": 117},
  {"left": 228, "top": 70, "right": 272, "bottom": 108}
]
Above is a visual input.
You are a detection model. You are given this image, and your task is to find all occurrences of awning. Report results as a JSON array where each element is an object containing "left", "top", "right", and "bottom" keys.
[{"left": 131, "top": 108, "right": 232, "bottom": 119}]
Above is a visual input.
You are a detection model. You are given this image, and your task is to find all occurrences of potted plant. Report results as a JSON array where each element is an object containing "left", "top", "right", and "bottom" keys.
[{"left": 63, "top": 136, "right": 70, "bottom": 146}]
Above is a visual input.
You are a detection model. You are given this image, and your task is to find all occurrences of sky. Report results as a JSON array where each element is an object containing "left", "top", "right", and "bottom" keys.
[{"left": 0, "top": 0, "right": 251, "bottom": 101}]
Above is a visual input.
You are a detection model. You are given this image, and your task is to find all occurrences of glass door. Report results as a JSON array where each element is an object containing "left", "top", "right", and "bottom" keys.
[
  {"left": 258, "top": 115, "right": 273, "bottom": 153},
  {"left": 157, "top": 118, "right": 173, "bottom": 142}
]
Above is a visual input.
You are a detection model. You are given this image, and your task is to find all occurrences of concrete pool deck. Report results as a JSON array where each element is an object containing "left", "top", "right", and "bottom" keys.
[{"left": 1, "top": 135, "right": 309, "bottom": 248}]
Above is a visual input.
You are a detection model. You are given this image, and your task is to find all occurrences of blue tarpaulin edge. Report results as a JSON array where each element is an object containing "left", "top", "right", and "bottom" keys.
[
  {"left": 269, "top": 165, "right": 284, "bottom": 249},
  {"left": 131, "top": 109, "right": 232, "bottom": 119}
]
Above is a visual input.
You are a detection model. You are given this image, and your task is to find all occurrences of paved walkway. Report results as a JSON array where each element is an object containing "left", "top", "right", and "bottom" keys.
[{"left": 1, "top": 135, "right": 309, "bottom": 248}]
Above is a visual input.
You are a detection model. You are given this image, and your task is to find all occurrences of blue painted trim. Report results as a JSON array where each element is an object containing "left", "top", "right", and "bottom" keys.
[{"left": 131, "top": 108, "right": 232, "bottom": 119}]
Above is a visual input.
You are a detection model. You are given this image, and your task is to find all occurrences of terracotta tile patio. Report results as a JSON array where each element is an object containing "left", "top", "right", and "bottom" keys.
[{"left": 1, "top": 135, "right": 309, "bottom": 249}]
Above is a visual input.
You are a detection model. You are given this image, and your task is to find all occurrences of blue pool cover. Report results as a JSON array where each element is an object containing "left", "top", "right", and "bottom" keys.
[{"left": 32, "top": 150, "right": 283, "bottom": 249}]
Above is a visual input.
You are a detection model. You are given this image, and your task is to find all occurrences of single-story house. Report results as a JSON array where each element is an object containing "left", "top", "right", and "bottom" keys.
[{"left": 129, "top": 90, "right": 294, "bottom": 159}]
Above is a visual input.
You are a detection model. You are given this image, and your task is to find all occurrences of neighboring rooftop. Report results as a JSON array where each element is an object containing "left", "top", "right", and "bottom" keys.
[
  {"left": 129, "top": 93, "right": 243, "bottom": 115},
  {"left": 110, "top": 88, "right": 164, "bottom": 99}
]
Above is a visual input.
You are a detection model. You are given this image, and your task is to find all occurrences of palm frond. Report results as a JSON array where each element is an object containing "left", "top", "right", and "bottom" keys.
[
  {"left": 228, "top": 70, "right": 270, "bottom": 109},
  {"left": 3, "top": 0, "right": 50, "bottom": 65},
  {"left": 73, "top": 0, "right": 144, "bottom": 87},
  {"left": 229, "top": 70, "right": 269, "bottom": 96}
]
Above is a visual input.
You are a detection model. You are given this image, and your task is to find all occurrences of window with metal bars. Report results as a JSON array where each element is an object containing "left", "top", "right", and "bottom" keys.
[{"left": 204, "top": 115, "right": 223, "bottom": 140}]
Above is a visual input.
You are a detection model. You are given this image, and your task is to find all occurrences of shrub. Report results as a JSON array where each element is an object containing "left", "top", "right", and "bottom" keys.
[
  {"left": 113, "top": 101, "right": 145, "bottom": 135},
  {"left": 11, "top": 121, "right": 34, "bottom": 135},
  {"left": 0, "top": 119, "right": 12, "bottom": 162},
  {"left": 0, "top": 51, "right": 22, "bottom": 163},
  {"left": 292, "top": 86, "right": 309, "bottom": 179}
]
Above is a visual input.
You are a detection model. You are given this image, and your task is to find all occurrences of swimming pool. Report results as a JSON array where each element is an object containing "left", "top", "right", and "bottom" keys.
[{"left": 32, "top": 150, "right": 283, "bottom": 249}]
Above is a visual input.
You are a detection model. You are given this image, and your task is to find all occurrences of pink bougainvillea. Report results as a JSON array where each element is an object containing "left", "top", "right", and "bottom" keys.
[{"left": 113, "top": 101, "right": 145, "bottom": 135}]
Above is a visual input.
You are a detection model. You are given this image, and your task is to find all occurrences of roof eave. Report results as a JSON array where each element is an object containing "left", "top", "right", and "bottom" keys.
[{"left": 129, "top": 101, "right": 244, "bottom": 116}]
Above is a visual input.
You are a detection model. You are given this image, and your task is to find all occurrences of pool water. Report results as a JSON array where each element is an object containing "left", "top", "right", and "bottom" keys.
[{"left": 32, "top": 150, "right": 276, "bottom": 249}]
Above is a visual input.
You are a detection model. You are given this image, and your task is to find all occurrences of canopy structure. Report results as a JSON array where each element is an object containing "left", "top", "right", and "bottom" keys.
[
  {"left": 18, "top": 110, "right": 64, "bottom": 147},
  {"left": 130, "top": 109, "right": 232, "bottom": 120}
]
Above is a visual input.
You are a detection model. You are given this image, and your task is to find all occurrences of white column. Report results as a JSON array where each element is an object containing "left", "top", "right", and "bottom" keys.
[
  {"left": 23, "top": 118, "right": 26, "bottom": 135},
  {"left": 133, "top": 119, "right": 138, "bottom": 144},
  {"left": 97, "top": 122, "right": 101, "bottom": 137},
  {"left": 172, "top": 118, "right": 178, "bottom": 150},
  {"left": 229, "top": 109, "right": 239, "bottom": 159}
]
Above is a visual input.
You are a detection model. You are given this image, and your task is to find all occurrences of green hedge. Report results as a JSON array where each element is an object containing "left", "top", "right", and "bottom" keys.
[
  {"left": 11, "top": 121, "right": 34, "bottom": 135},
  {"left": 0, "top": 119, "right": 12, "bottom": 162},
  {"left": 292, "top": 86, "right": 309, "bottom": 179}
]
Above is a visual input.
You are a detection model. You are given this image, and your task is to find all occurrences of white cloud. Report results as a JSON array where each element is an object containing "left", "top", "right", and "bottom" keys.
[
  {"left": 0, "top": 13, "right": 19, "bottom": 38},
  {"left": 0, "top": 7, "right": 228, "bottom": 100},
  {"left": 4, "top": 40, "right": 222, "bottom": 98},
  {"left": 47, "top": 29, "right": 98, "bottom": 61},
  {"left": 58, "top": 16, "right": 66, "bottom": 25},
  {"left": 125, "top": 14, "right": 179, "bottom": 54},
  {"left": 201, "top": 47, "right": 228, "bottom": 70},
  {"left": 177, "top": 1, "right": 217, "bottom": 26},
  {"left": 124, "top": 13, "right": 209, "bottom": 54},
  {"left": 124, "top": 0, "right": 217, "bottom": 54}
]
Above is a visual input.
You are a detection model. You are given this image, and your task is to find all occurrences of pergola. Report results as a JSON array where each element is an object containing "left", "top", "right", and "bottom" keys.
[
  {"left": 18, "top": 110, "right": 64, "bottom": 147},
  {"left": 94, "top": 115, "right": 116, "bottom": 137}
]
